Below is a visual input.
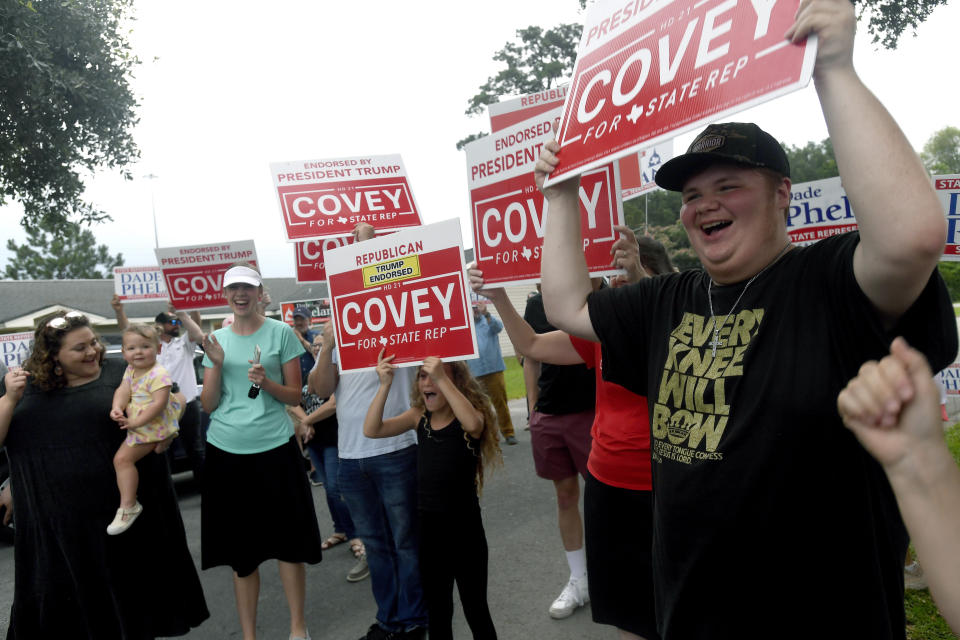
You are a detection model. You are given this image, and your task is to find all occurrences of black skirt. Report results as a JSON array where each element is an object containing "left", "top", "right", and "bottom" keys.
[{"left": 201, "top": 437, "right": 322, "bottom": 577}]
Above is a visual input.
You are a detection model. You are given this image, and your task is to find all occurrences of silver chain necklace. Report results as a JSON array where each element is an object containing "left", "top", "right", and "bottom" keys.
[{"left": 707, "top": 243, "right": 792, "bottom": 356}]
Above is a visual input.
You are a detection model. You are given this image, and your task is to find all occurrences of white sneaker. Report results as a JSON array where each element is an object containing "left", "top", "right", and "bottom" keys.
[
  {"left": 106, "top": 501, "right": 143, "bottom": 535},
  {"left": 548, "top": 575, "right": 589, "bottom": 619}
]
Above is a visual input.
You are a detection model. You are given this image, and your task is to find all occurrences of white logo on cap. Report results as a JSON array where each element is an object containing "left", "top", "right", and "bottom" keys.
[{"left": 690, "top": 135, "right": 725, "bottom": 153}]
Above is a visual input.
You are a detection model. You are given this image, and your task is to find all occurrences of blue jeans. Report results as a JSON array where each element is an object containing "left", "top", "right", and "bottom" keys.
[
  {"left": 307, "top": 445, "right": 355, "bottom": 539},
  {"left": 338, "top": 445, "right": 426, "bottom": 631}
]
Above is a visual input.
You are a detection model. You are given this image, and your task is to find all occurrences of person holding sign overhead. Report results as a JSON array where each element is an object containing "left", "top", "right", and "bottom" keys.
[
  {"left": 535, "top": 1, "right": 957, "bottom": 638},
  {"left": 310, "top": 222, "right": 428, "bottom": 640},
  {"left": 201, "top": 262, "right": 322, "bottom": 640}
]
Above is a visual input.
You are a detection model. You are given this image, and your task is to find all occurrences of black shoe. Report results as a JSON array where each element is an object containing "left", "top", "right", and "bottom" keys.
[
  {"left": 393, "top": 628, "right": 427, "bottom": 640},
  {"left": 359, "top": 623, "right": 392, "bottom": 640}
]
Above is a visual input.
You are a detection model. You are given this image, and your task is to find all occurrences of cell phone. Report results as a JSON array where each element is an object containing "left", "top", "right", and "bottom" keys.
[{"left": 248, "top": 344, "right": 262, "bottom": 399}]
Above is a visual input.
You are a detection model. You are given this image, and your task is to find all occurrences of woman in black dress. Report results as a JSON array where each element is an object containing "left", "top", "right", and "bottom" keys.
[{"left": 0, "top": 311, "right": 209, "bottom": 639}]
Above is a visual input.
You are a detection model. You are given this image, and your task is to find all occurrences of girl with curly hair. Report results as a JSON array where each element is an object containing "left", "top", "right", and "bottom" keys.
[{"left": 364, "top": 351, "right": 501, "bottom": 640}]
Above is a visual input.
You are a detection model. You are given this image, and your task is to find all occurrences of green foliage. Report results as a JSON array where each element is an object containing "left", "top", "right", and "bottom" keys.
[
  {"left": 456, "top": 132, "right": 487, "bottom": 152},
  {"left": 945, "top": 422, "right": 960, "bottom": 466},
  {"left": 921, "top": 126, "right": 960, "bottom": 175},
  {"left": 938, "top": 263, "right": 960, "bottom": 303},
  {"left": 465, "top": 23, "right": 581, "bottom": 118},
  {"left": 853, "top": 0, "right": 949, "bottom": 49},
  {"left": 4, "top": 218, "right": 123, "bottom": 279},
  {"left": 783, "top": 138, "right": 838, "bottom": 183},
  {"left": 0, "top": 0, "right": 140, "bottom": 231},
  {"left": 459, "top": 22, "right": 581, "bottom": 149}
]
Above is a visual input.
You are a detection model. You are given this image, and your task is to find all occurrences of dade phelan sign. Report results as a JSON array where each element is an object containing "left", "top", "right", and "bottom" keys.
[
  {"left": 465, "top": 106, "right": 624, "bottom": 287},
  {"left": 938, "top": 175, "right": 960, "bottom": 261},
  {"left": 1, "top": 332, "right": 33, "bottom": 370},
  {"left": 271, "top": 154, "right": 424, "bottom": 241},
  {"left": 544, "top": 0, "right": 816, "bottom": 186},
  {"left": 113, "top": 266, "right": 168, "bottom": 303},
  {"left": 325, "top": 219, "right": 478, "bottom": 373},
  {"left": 155, "top": 240, "right": 258, "bottom": 310}
]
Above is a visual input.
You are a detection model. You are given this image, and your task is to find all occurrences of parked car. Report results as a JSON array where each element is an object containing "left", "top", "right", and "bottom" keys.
[{"left": 103, "top": 339, "right": 207, "bottom": 479}]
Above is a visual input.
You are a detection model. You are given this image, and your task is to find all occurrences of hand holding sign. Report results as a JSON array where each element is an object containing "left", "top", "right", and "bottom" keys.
[
  {"left": 786, "top": 0, "right": 854, "bottom": 74},
  {"left": 2, "top": 369, "right": 30, "bottom": 404},
  {"left": 375, "top": 348, "right": 396, "bottom": 386}
]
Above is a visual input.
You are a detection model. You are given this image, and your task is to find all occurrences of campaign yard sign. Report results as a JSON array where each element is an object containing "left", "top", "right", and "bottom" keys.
[
  {"left": 280, "top": 299, "right": 331, "bottom": 326},
  {"left": 1, "top": 332, "right": 33, "bottom": 370},
  {"left": 466, "top": 106, "right": 624, "bottom": 287},
  {"left": 488, "top": 85, "right": 653, "bottom": 205},
  {"left": 938, "top": 175, "right": 960, "bottom": 261},
  {"left": 620, "top": 139, "right": 673, "bottom": 200},
  {"left": 155, "top": 240, "right": 258, "bottom": 311},
  {"left": 271, "top": 154, "right": 424, "bottom": 241},
  {"left": 294, "top": 231, "right": 395, "bottom": 283},
  {"left": 544, "top": 0, "right": 816, "bottom": 186},
  {"left": 325, "top": 219, "right": 478, "bottom": 373},
  {"left": 786, "top": 177, "right": 858, "bottom": 246},
  {"left": 113, "top": 266, "right": 168, "bottom": 303}
]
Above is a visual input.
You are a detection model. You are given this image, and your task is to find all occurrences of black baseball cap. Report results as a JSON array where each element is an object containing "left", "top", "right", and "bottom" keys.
[
  {"left": 155, "top": 312, "right": 177, "bottom": 324},
  {"left": 655, "top": 122, "right": 790, "bottom": 192}
]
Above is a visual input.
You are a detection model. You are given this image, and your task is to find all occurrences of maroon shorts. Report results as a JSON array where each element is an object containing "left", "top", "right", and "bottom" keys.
[{"left": 529, "top": 408, "right": 593, "bottom": 480}]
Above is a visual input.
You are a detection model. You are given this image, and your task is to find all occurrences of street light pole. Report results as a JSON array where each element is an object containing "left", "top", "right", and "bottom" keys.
[{"left": 143, "top": 173, "right": 160, "bottom": 248}]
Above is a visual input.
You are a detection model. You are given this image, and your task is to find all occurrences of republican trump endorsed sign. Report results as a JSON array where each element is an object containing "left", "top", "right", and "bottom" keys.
[
  {"left": 325, "top": 219, "right": 478, "bottom": 373},
  {"left": 544, "top": 0, "right": 816, "bottom": 186},
  {"left": 271, "top": 154, "right": 424, "bottom": 241}
]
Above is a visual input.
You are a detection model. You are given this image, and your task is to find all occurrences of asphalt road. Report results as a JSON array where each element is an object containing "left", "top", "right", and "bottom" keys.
[{"left": 0, "top": 400, "right": 611, "bottom": 639}]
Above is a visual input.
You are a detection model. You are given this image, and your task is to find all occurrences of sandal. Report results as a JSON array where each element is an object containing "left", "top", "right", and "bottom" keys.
[
  {"left": 106, "top": 501, "right": 143, "bottom": 535},
  {"left": 321, "top": 533, "right": 348, "bottom": 550},
  {"left": 350, "top": 539, "right": 365, "bottom": 559}
]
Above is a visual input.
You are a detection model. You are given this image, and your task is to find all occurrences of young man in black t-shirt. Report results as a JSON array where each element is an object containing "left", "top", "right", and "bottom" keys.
[{"left": 534, "top": 2, "right": 957, "bottom": 638}]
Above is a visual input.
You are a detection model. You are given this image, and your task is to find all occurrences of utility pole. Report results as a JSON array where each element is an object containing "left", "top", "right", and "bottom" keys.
[{"left": 143, "top": 173, "right": 160, "bottom": 248}]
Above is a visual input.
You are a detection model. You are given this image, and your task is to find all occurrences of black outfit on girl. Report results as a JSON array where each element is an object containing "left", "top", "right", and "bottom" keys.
[{"left": 416, "top": 413, "right": 497, "bottom": 640}]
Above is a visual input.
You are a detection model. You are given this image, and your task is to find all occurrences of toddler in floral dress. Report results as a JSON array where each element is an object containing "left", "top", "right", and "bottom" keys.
[{"left": 108, "top": 324, "right": 181, "bottom": 534}]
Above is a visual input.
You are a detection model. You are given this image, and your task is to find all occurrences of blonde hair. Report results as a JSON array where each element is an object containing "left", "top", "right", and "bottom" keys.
[
  {"left": 410, "top": 361, "right": 503, "bottom": 494},
  {"left": 123, "top": 323, "right": 161, "bottom": 348}
]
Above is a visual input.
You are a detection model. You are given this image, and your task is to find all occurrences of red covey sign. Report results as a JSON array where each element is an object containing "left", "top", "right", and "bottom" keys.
[
  {"left": 325, "top": 219, "right": 478, "bottom": 373},
  {"left": 154, "top": 240, "right": 258, "bottom": 310},
  {"left": 544, "top": 0, "right": 815, "bottom": 186},
  {"left": 271, "top": 154, "right": 423, "bottom": 241},
  {"left": 294, "top": 230, "right": 396, "bottom": 283},
  {"left": 465, "top": 106, "right": 624, "bottom": 287}
]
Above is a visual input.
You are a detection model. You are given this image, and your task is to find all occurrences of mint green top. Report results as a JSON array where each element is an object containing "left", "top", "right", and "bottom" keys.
[{"left": 202, "top": 317, "right": 305, "bottom": 454}]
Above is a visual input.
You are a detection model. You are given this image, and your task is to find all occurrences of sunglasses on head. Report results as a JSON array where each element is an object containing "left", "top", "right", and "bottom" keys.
[{"left": 46, "top": 311, "right": 87, "bottom": 330}]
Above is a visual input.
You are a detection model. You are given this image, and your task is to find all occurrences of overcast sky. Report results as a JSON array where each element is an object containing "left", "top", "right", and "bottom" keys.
[{"left": 1, "top": 0, "right": 958, "bottom": 278}]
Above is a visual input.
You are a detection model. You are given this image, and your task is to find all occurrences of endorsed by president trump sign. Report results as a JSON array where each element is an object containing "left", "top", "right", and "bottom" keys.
[
  {"left": 155, "top": 240, "right": 258, "bottom": 310},
  {"left": 325, "top": 219, "right": 478, "bottom": 373},
  {"left": 544, "top": 0, "right": 815, "bottom": 186},
  {"left": 271, "top": 154, "right": 424, "bottom": 241},
  {"left": 466, "top": 106, "right": 624, "bottom": 287}
]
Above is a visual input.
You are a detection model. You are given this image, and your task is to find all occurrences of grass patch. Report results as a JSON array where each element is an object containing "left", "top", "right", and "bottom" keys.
[
  {"left": 945, "top": 422, "right": 960, "bottom": 465},
  {"left": 906, "top": 589, "right": 957, "bottom": 639},
  {"left": 504, "top": 355, "right": 527, "bottom": 400}
]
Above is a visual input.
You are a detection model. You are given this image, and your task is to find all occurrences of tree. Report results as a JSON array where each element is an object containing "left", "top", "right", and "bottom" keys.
[
  {"left": 4, "top": 219, "right": 123, "bottom": 279},
  {"left": 921, "top": 126, "right": 960, "bottom": 175},
  {"left": 0, "top": 0, "right": 140, "bottom": 232},
  {"left": 458, "top": 23, "right": 581, "bottom": 150},
  {"left": 853, "top": 0, "right": 949, "bottom": 49},
  {"left": 783, "top": 138, "right": 838, "bottom": 183}
]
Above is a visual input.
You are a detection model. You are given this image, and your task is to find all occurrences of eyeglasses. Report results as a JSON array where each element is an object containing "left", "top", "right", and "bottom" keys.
[{"left": 46, "top": 311, "right": 87, "bottom": 330}]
